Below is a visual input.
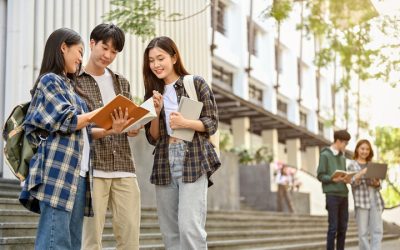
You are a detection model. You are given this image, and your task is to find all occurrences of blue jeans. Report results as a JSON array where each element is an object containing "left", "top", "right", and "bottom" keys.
[
  {"left": 355, "top": 187, "right": 383, "bottom": 250},
  {"left": 155, "top": 142, "right": 208, "bottom": 250},
  {"left": 35, "top": 176, "right": 86, "bottom": 250},
  {"left": 326, "top": 194, "right": 348, "bottom": 250}
]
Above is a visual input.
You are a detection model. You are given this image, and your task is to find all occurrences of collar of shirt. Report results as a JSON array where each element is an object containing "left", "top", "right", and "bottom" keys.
[{"left": 330, "top": 145, "right": 340, "bottom": 156}]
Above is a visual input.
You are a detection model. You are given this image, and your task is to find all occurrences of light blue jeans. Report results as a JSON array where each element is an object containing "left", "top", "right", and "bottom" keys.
[
  {"left": 355, "top": 187, "right": 383, "bottom": 250},
  {"left": 35, "top": 176, "right": 86, "bottom": 250},
  {"left": 155, "top": 142, "right": 208, "bottom": 250}
]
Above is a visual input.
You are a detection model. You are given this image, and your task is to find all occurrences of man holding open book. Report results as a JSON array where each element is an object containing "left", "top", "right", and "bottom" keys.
[
  {"left": 317, "top": 130, "right": 351, "bottom": 250},
  {"left": 75, "top": 24, "right": 141, "bottom": 250}
]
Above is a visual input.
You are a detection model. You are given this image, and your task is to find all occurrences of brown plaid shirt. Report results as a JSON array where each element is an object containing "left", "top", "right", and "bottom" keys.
[
  {"left": 75, "top": 68, "right": 135, "bottom": 173},
  {"left": 145, "top": 75, "right": 221, "bottom": 187}
]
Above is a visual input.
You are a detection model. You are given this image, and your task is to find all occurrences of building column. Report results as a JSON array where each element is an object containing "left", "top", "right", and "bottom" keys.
[
  {"left": 231, "top": 117, "right": 251, "bottom": 148},
  {"left": 261, "top": 129, "right": 279, "bottom": 162},
  {"left": 286, "top": 138, "right": 301, "bottom": 168},
  {"left": 304, "top": 146, "right": 320, "bottom": 174}
]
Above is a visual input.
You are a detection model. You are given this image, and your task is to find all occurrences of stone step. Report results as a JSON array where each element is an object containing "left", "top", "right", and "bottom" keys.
[
  {"left": 246, "top": 234, "right": 400, "bottom": 250},
  {"left": 0, "top": 231, "right": 372, "bottom": 249},
  {"left": 0, "top": 179, "right": 20, "bottom": 185},
  {"left": 0, "top": 199, "right": 21, "bottom": 210},
  {"left": 0, "top": 206, "right": 358, "bottom": 228},
  {"left": 0, "top": 220, "right": 361, "bottom": 239},
  {"left": 133, "top": 234, "right": 400, "bottom": 250},
  {"left": 0, "top": 198, "right": 342, "bottom": 222},
  {"left": 0, "top": 183, "right": 21, "bottom": 192},
  {"left": 0, "top": 209, "right": 358, "bottom": 230},
  {"left": 0, "top": 191, "right": 19, "bottom": 199}
]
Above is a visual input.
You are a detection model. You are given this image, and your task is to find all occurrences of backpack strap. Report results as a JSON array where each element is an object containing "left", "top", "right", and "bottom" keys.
[{"left": 183, "top": 75, "right": 198, "bottom": 101}]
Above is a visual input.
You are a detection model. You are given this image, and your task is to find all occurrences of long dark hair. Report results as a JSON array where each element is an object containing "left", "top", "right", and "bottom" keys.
[
  {"left": 32, "top": 28, "right": 82, "bottom": 95},
  {"left": 353, "top": 139, "right": 374, "bottom": 162},
  {"left": 143, "top": 36, "right": 189, "bottom": 100}
]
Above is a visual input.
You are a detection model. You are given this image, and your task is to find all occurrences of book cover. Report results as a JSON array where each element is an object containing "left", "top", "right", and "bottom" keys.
[
  {"left": 171, "top": 96, "right": 203, "bottom": 142},
  {"left": 89, "top": 94, "right": 156, "bottom": 132}
]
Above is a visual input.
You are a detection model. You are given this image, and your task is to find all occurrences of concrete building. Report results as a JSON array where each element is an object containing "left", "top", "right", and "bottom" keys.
[{"left": 210, "top": 0, "right": 351, "bottom": 174}]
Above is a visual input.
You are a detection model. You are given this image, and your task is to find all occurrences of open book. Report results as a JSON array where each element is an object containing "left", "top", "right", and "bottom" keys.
[
  {"left": 89, "top": 94, "right": 157, "bottom": 133},
  {"left": 331, "top": 170, "right": 357, "bottom": 180},
  {"left": 171, "top": 96, "right": 203, "bottom": 142}
]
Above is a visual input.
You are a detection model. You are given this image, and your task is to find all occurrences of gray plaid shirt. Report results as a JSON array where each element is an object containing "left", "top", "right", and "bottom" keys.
[
  {"left": 75, "top": 68, "right": 135, "bottom": 173},
  {"left": 348, "top": 160, "right": 384, "bottom": 211}
]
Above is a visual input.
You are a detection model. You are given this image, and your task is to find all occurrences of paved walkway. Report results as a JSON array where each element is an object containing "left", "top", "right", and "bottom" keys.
[{"left": 346, "top": 238, "right": 400, "bottom": 250}]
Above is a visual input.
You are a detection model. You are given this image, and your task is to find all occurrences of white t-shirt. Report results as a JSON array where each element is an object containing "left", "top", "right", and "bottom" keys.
[
  {"left": 163, "top": 80, "right": 179, "bottom": 135},
  {"left": 89, "top": 69, "right": 136, "bottom": 178},
  {"left": 91, "top": 69, "right": 115, "bottom": 104},
  {"left": 79, "top": 127, "right": 90, "bottom": 177}
]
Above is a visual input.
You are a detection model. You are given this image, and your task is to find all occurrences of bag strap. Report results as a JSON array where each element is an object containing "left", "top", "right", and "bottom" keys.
[{"left": 183, "top": 75, "right": 198, "bottom": 101}]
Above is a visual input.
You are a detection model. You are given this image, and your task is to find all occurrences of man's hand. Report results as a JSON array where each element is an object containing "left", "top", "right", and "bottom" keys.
[
  {"left": 332, "top": 174, "right": 352, "bottom": 184},
  {"left": 332, "top": 175, "right": 345, "bottom": 183},
  {"left": 110, "top": 107, "right": 133, "bottom": 134},
  {"left": 343, "top": 175, "right": 352, "bottom": 184},
  {"left": 127, "top": 126, "right": 143, "bottom": 137}
]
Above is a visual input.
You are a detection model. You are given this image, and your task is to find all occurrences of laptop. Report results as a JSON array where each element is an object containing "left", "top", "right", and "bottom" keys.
[{"left": 365, "top": 163, "right": 388, "bottom": 179}]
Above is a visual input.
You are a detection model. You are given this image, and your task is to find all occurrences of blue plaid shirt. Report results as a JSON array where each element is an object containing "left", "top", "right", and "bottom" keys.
[{"left": 19, "top": 73, "right": 94, "bottom": 216}]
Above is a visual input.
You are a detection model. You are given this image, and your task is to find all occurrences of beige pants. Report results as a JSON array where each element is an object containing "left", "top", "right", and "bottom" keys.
[{"left": 83, "top": 177, "right": 141, "bottom": 250}]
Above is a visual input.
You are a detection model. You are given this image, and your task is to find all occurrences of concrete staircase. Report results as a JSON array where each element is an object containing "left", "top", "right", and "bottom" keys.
[{"left": 1, "top": 178, "right": 399, "bottom": 250}]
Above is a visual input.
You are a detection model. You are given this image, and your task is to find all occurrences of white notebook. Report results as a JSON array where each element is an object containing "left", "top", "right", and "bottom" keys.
[{"left": 171, "top": 96, "right": 203, "bottom": 142}]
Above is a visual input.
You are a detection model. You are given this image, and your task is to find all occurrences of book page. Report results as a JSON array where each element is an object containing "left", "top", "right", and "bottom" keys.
[{"left": 122, "top": 97, "right": 157, "bottom": 132}]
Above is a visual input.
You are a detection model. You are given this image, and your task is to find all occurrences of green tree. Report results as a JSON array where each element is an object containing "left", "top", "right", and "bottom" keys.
[
  {"left": 104, "top": 0, "right": 163, "bottom": 40},
  {"left": 300, "top": 0, "right": 378, "bottom": 132},
  {"left": 372, "top": 127, "right": 400, "bottom": 208},
  {"left": 374, "top": 127, "right": 400, "bottom": 164}
]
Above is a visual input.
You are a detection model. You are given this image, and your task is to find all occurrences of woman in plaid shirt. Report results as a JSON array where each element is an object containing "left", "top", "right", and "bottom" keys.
[
  {"left": 19, "top": 28, "right": 130, "bottom": 250},
  {"left": 143, "top": 36, "right": 221, "bottom": 249},
  {"left": 348, "top": 139, "right": 384, "bottom": 250}
]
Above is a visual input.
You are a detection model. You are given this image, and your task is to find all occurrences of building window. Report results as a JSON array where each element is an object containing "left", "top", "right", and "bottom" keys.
[
  {"left": 212, "top": 64, "right": 233, "bottom": 88},
  {"left": 247, "top": 19, "right": 260, "bottom": 57},
  {"left": 277, "top": 99, "right": 288, "bottom": 117},
  {"left": 318, "top": 120, "right": 324, "bottom": 135},
  {"left": 249, "top": 84, "right": 263, "bottom": 103},
  {"left": 300, "top": 111, "right": 307, "bottom": 128},
  {"left": 211, "top": 1, "right": 226, "bottom": 34}
]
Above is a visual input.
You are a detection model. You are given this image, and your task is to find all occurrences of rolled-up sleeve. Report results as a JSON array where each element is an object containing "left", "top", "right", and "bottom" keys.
[
  {"left": 24, "top": 74, "right": 79, "bottom": 138},
  {"left": 197, "top": 76, "right": 218, "bottom": 137}
]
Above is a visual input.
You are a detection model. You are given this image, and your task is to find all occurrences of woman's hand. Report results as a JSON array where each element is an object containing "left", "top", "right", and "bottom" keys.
[
  {"left": 110, "top": 107, "right": 132, "bottom": 134},
  {"left": 152, "top": 90, "right": 163, "bottom": 115},
  {"left": 354, "top": 167, "right": 367, "bottom": 183},
  {"left": 169, "top": 112, "right": 187, "bottom": 129},
  {"left": 369, "top": 178, "right": 381, "bottom": 188}
]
